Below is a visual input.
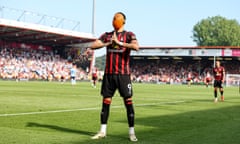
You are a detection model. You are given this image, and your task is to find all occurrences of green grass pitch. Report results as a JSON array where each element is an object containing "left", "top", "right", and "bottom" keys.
[{"left": 0, "top": 80, "right": 240, "bottom": 144}]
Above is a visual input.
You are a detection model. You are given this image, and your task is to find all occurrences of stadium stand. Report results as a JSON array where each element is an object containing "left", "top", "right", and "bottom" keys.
[
  {"left": 130, "top": 47, "right": 240, "bottom": 84},
  {"left": 0, "top": 7, "right": 96, "bottom": 81},
  {"left": 0, "top": 46, "right": 88, "bottom": 81},
  {"left": 1, "top": 7, "right": 239, "bottom": 84}
]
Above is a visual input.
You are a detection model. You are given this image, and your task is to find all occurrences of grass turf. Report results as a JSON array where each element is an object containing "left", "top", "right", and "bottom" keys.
[{"left": 0, "top": 80, "right": 240, "bottom": 144}]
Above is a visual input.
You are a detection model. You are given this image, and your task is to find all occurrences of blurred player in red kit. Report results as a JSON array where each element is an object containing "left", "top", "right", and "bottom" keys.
[
  {"left": 92, "top": 67, "right": 98, "bottom": 88},
  {"left": 204, "top": 71, "right": 212, "bottom": 88},
  {"left": 186, "top": 72, "right": 192, "bottom": 87},
  {"left": 213, "top": 61, "right": 225, "bottom": 102}
]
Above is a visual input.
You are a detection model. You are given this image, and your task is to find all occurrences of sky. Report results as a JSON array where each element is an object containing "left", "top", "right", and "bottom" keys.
[{"left": 0, "top": 0, "right": 240, "bottom": 56}]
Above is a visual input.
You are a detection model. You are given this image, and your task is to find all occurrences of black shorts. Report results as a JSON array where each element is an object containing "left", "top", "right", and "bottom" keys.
[
  {"left": 101, "top": 74, "right": 133, "bottom": 98},
  {"left": 71, "top": 76, "right": 75, "bottom": 80},
  {"left": 92, "top": 75, "right": 97, "bottom": 81},
  {"left": 214, "top": 80, "right": 223, "bottom": 88},
  {"left": 186, "top": 78, "right": 191, "bottom": 82}
]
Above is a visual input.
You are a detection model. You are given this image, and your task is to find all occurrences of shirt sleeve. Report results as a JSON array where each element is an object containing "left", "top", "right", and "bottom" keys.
[
  {"left": 127, "top": 31, "right": 137, "bottom": 42},
  {"left": 98, "top": 32, "right": 107, "bottom": 43}
]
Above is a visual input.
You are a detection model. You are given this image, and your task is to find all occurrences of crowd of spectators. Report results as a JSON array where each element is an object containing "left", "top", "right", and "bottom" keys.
[
  {"left": 1, "top": 46, "right": 239, "bottom": 84},
  {"left": 131, "top": 59, "right": 240, "bottom": 84},
  {"left": 0, "top": 47, "right": 88, "bottom": 81}
]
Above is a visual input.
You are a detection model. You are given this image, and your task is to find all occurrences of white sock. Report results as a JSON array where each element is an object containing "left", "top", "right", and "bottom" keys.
[
  {"left": 100, "top": 124, "right": 107, "bottom": 134},
  {"left": 129, "top": 127, "right": 135, "bottom": 135}
]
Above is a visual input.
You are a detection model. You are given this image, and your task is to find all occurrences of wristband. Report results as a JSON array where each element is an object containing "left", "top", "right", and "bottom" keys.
[{"left": 119, "top": 42, "right": 123, "bottom": 46}]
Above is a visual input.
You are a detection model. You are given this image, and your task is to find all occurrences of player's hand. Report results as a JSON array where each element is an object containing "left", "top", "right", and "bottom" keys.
[
  {"left": 112, "top": 32, "right": 120, "bottom": 45},
  {"left": 84, "top": 47, "right": 92, "bottom": 55}
]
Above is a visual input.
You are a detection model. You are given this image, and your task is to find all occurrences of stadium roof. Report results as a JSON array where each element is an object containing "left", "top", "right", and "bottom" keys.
[{"left": 0, "top": 18, "right": 96, "bottom": 48}]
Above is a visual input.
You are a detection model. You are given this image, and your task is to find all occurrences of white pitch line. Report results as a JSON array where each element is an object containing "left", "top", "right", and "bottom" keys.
[
  {"left": 0, "top": 100, "right": 185, "bottom": 117},
  {"left": 0, "top": 107, "right": 100, "bottom": 117}
]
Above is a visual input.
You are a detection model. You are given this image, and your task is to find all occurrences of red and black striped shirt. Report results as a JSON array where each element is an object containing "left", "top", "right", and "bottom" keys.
[
  {"left": 99, "top": 30, "right": 137, "bottom": 75},
  {"left": 213, "top": 66, "right": 225, "bottom": 81}
]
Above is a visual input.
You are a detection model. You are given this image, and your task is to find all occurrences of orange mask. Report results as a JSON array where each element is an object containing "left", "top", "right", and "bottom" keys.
[{"left": 112, "top": 13, "right": 125, "bottom": 30}]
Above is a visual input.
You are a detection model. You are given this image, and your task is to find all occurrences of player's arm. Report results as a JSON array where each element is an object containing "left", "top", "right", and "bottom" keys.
[
  {"left": 90, "top": 39, "right": 111, "bottom": 50},
  {"left": 222, "top": 68, "right": 226, "bottom": 82},
  {"left": 112, "top": 32, "right": 139, "bottom": 51},
  {"left": 121, "top": 39, "right": 139, "bottom": 51},
  {"left": 212, "top": 68, "right": 216, "bottom": 78}
]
